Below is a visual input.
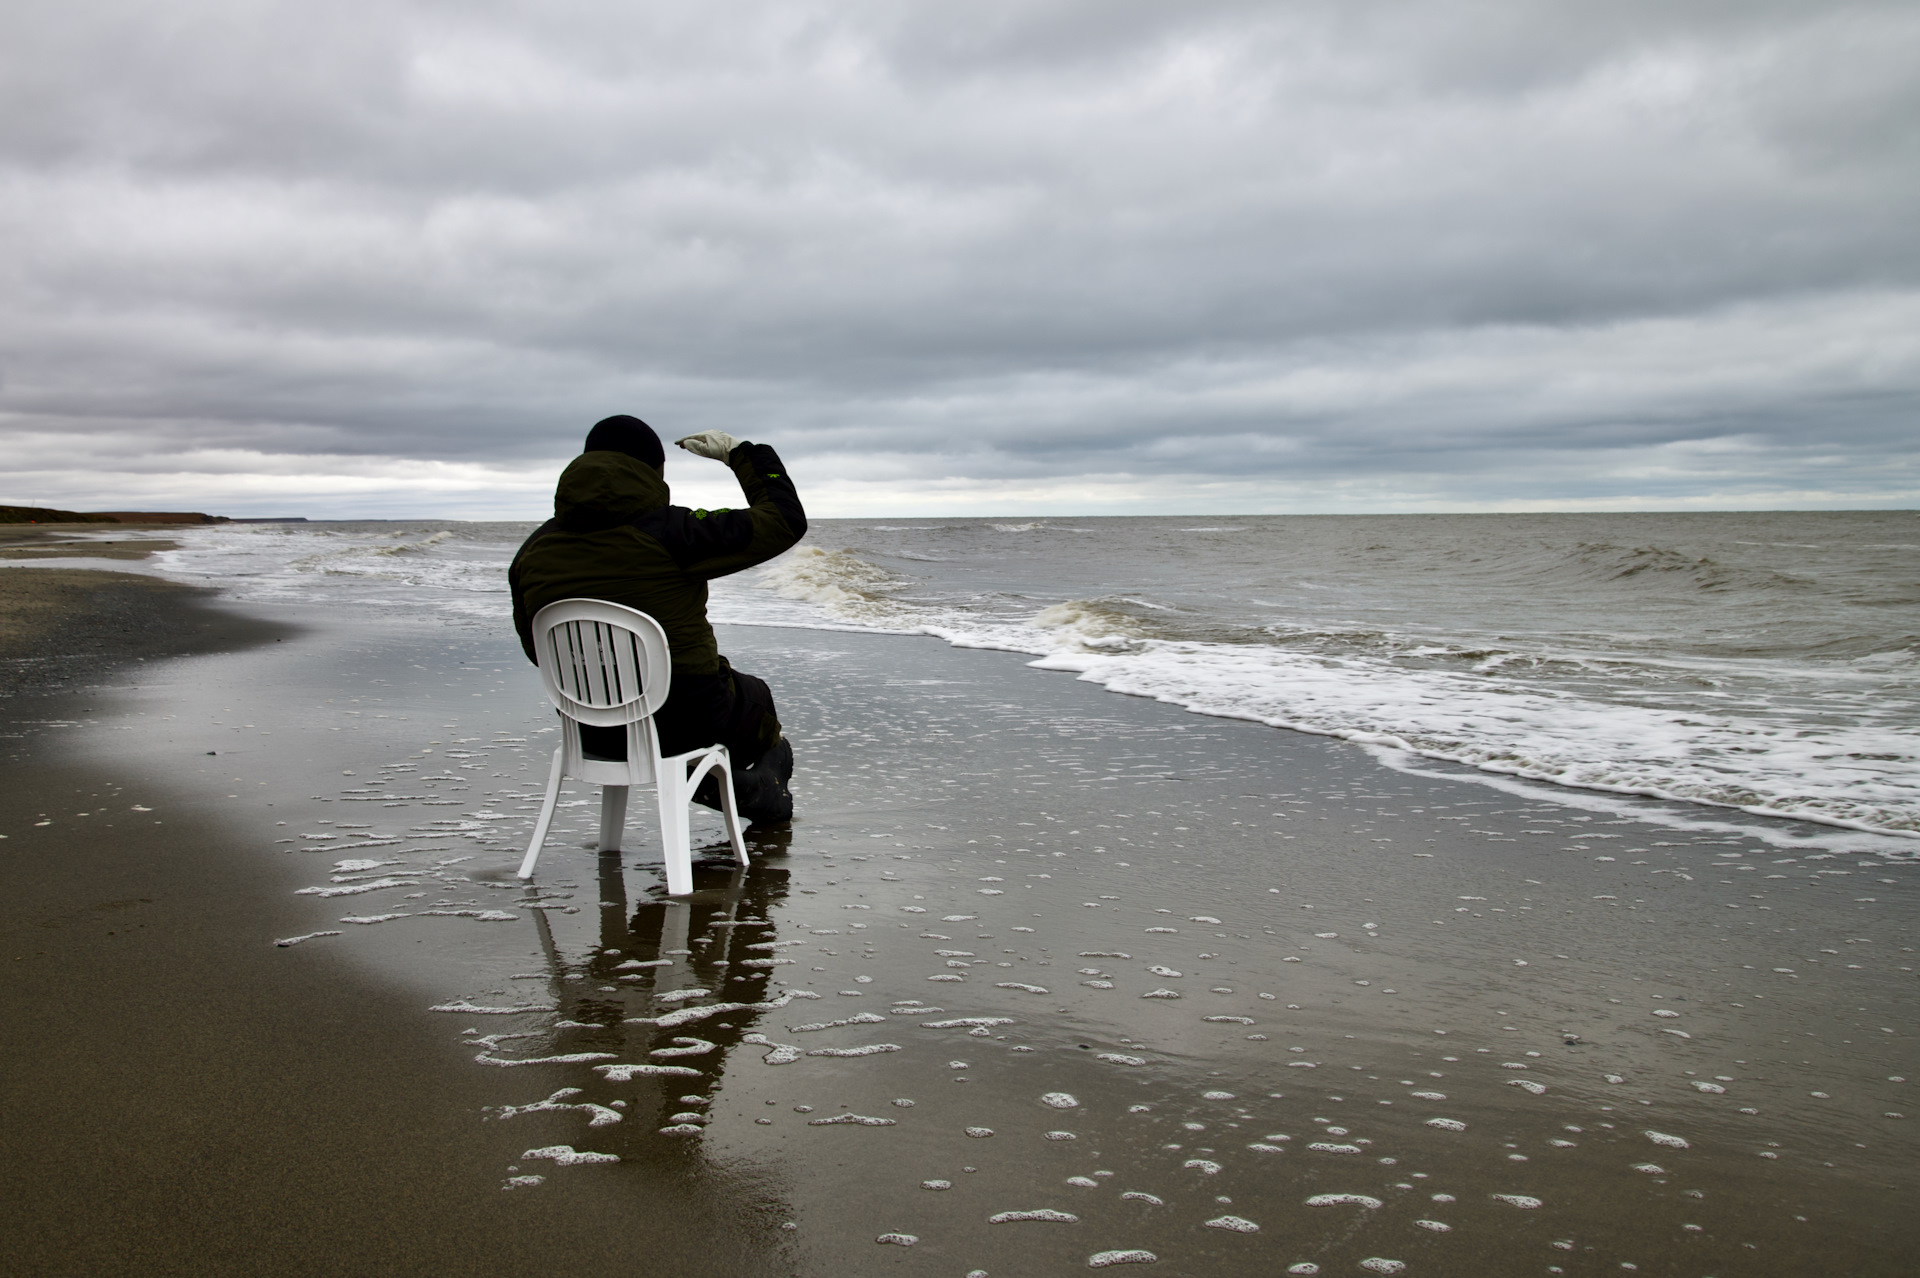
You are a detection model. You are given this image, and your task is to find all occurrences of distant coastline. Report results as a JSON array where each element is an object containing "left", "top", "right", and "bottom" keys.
[{"left": 0, "top": 505, "right": 307, "bottom": 525}]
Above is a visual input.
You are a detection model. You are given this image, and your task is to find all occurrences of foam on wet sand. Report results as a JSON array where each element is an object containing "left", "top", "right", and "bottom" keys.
[{"left": 11, "top": 579, "right": 1915, "bottom": 1277}]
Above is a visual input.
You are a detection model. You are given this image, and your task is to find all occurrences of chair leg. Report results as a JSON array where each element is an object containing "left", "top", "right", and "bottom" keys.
[
  {"left": 599, "top": 785, "right": 629, "bottom": 852},
  {"left": 657, "top": 769, "right": 693, "bottom": 897},
  {"left": 683, "top": 749, "right": 749, "bottom": 870},
  {"left": 517, "top": 748, "right": 565, "bottom": 879},
  {"left": 714, "top": 750, "right": 749, "bottom": 867}
]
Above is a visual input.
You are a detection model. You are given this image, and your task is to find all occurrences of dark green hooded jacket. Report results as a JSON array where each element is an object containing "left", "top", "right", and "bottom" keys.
[{"left": 508, "top": 441, "right": 805, "bottom": 673}]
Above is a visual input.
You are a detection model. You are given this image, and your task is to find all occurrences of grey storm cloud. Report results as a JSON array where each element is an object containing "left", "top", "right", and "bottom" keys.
[{"left": 2, "top": 0, "right": 1916, "bottom": 514}]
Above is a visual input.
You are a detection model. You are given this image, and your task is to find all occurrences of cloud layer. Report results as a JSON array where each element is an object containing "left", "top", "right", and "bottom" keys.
[{"left": 4, "top": 0, "right": 1917, "bottom": 515}]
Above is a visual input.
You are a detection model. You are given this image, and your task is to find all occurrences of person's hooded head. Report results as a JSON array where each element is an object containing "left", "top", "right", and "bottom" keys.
[{"left": 554, "top": 414, "right": 668, "bottom": 531}]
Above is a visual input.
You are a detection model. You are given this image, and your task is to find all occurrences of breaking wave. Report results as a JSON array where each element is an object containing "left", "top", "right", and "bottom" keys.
[
  {"left": 724, "top": 533, "right": 1920, "bottom": 849},
  {"left": 149, "top": 511, "right": 1920, "bottom": 852}
]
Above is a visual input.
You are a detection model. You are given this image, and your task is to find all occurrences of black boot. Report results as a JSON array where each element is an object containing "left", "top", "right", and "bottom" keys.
[
  {"left": 692, "top": 740, "right": 791, "bottom": 823},
  {"left": 736, "top": 738, "right": 794, "bottom": 827}
]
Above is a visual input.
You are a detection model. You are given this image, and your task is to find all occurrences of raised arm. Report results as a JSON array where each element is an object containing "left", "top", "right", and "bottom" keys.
[{"left": 659, "top": 437, "right": 807, "bottom": 580}]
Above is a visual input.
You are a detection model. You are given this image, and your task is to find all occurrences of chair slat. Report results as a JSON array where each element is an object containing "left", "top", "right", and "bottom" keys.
[
  {"left": 585, "top": 622, "right": 610, "bottom": 704},
  {"left": 546, "top": 617, "right": 656, "bottom": 710}
]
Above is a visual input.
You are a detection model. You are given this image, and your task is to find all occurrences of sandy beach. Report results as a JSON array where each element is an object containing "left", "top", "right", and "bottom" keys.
[
  {"left": 3, "top": 568, "right": 1915, "bottom": 1276},
  {"left": 0, "top": 567, "right": 774, "bottom": 1276}
]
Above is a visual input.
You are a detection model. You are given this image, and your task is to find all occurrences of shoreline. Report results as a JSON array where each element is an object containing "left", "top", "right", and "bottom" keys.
[
  {"left": 0, "top": 571, "right": 782, "bottom": 1276},
  {"left": 0, "top": 568, "right": 288, "bottom": 712},
  {"left": 743, "top": 611, "right": 1920, "bottom": 857},
  {"left": 4, "top": 568, "right": 1914, "bottom": 1274},
  {"left": 0, "top": 521, "right": 186, "bottom": 559}
]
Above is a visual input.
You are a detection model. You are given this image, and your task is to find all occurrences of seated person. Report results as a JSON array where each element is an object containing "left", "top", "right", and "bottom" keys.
[{"left": 509, "top": 415, "right": 806, "bottom": 825}]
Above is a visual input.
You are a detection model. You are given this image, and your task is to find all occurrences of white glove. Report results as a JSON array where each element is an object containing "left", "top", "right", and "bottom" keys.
[{"left": 674, "top": 430, "right": 740, "bottom": 461}]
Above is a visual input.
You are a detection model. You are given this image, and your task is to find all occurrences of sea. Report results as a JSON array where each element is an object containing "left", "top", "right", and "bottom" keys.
[{"left": 137, "top": 510, "right": 1919, "bottom": 855}]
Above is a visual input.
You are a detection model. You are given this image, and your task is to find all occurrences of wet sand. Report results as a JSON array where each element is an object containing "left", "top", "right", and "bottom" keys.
[
  {"left": 0, "top": 569, "right": 264, "bottom": 704},
  {"left": 4, "top": 588, "right": 1915, "bottom": 1276},
  {"left": 0, "top": 522, "right": 183, "bottom": 561},
  {"left": 0, "top": 574, "right": 782, "bottom": 1276}
]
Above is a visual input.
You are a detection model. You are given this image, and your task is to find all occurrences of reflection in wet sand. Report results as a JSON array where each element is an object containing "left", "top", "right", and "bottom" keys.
[{"left": 502, "top": 844, "right": 800, "bottom": 1148}]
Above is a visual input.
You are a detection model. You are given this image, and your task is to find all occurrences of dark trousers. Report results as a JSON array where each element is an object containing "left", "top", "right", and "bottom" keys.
[{"left": 579, "top": 657, "right": 781, "bottom": 764}]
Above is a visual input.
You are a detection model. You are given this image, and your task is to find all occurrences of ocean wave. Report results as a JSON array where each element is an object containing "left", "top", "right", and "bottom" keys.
[
  {"left": 1027, "top": 640, "right": 1919, "bottom": 844},
  {"left": 754, "top": 546, "right": 914, "bottom": 623},
  {"left": 732, "top": 543, "right": 1920, "bottom": 846},
  {"left": 370, "top": 530, "right": 454, "bottom": 555},
  {"left": 1555, "top": 540, "right": 1831, "bottom": 601},
  {"left": 1032, "top": 599, "right": 1154, "bottom": 646},
  {"left": 155, "top": 521, "right": 519, "bottom": 612},
  {"left": 146, "top": 516, "right": 1920, "bottom": 851},
  {"left": 291, "top": 530, "right": 458, "bottom": 575},
  {"left": 1362, "top": 746, "right": 1909, "bottom": 858}
]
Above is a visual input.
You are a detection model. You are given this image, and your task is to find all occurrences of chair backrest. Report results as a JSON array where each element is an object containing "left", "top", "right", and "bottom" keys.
[{"left": 530, "top": 598, "right": 673, "bottom": 728}]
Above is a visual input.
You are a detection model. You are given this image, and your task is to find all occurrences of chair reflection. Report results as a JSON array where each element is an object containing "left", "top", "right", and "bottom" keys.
[{"left": 524, "top": 836, "right": 792, "bottom": 1137}]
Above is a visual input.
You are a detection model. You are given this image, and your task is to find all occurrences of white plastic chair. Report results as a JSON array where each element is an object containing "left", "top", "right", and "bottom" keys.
[{"left": 517, "top": 599, "right": 747, "bottom": 894}]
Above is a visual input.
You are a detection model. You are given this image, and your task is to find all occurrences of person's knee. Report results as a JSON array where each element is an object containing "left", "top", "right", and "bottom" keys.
[{"left": 721, "top": 664, "right": 783, "bottom": 759}]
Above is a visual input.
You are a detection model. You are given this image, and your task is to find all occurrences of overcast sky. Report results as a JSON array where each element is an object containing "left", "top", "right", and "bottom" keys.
[{"left": 4, "top": 0, "right": 1916, "bottom": 518}]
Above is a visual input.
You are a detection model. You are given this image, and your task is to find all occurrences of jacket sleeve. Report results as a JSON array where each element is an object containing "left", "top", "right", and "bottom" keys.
[
  {"left": 640, "top": 442, "right": 807, "bottom": 580},
  {"left": 508, "top": 518, "right": 560, "bottom": 662}
]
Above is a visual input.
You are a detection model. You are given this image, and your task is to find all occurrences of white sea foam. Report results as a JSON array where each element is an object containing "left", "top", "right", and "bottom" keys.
[
  {"left": 273, "top": 930, "right": 341, "bottom": 947},
  {"left": 295, "top": 877, "right": 419, "bottom": 898},
  {"left": 740, "top": 1034, "right": 804, "bottom": 1064},
  {"left": 431, "top": 1000, "right": 555, "bottom": 1014},
  {"left": 722, "top": 524, "right": 1920, "bottom": 848},
  {"left": 521, "top": 1144, "right": 618, "bottom": 1166},
  {"left": 923, "top": 1017, "right": 1015, "bottom": 1029},
  {"left": 1025, "top": 643, "right": 1917, "bottom": 845},
  {"left": 807, "top": 1112, "right": 896, "bottom": 1126},
  {"left": 494, "top": 1089, "right": 623, "bottom": 1127},
  {"left": 594, "top": 1062, "right": 703, "bottom": 1080},
  {"left": 790, "top": 1013, "right": 887, "bottom": 1032},
  {"left": 151, "top": 515, "right": 1920, "bottom": 848}
]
